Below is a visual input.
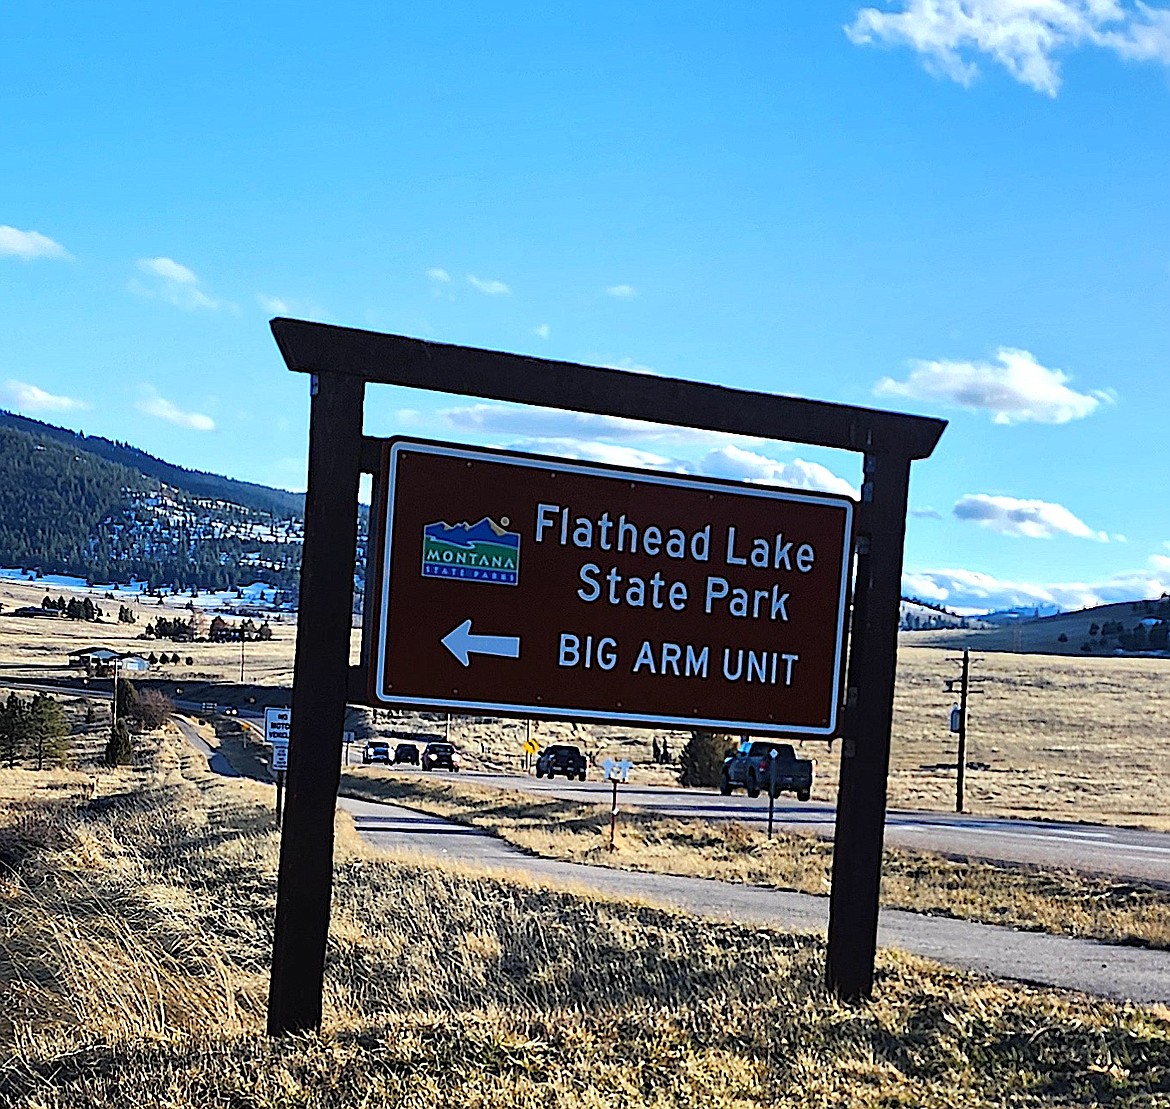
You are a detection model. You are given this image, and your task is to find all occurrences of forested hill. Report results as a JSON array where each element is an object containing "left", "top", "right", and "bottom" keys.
[
  {"left": 0, "top": 416, "right": 303, "bottom": 592},
  {"left": 0, "top": 411, "right": 303, "bottom": 519}
]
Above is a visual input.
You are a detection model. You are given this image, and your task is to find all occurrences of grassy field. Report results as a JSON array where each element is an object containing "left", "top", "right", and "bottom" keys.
[
  {"left": 339, "top": 772, "right": 1170, "bottom": 950},
  {"left": 3, "top": 731, "right": 1170, "bottom": 1107},
  {"left": 3, "top": 573, "right": 1169, "bottom": 830}
]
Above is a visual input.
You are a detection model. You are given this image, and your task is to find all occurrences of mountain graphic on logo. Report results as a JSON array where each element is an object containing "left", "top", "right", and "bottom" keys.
[
  {"left": 421, "top": 516, "right": 520, "bottom": 586},
  {"left": 423, "top": 517, "right": 517, "bottom": 549}
]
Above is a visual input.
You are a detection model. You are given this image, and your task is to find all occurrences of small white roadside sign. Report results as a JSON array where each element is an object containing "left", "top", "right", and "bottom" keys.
[
  {"left": 270, "top": 744, "right": 289, "bottom": 772},
  {"left": 265, "top": 707, "right": 291, "bottom": 747}
]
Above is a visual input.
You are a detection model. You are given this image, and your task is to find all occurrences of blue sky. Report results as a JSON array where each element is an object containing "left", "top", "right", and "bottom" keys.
[{"left": 2, "top": 1, "right": 1168, "bottom": 613}]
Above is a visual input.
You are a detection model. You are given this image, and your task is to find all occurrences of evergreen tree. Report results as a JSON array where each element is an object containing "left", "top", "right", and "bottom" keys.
[
  {"left": 0, "top": 691, "right": 27, "bottom": 768},
  {"left": 28, "top": 693, "right": 68, "bottom": 770},
  {"left": 115, "top": 677, "right": 141, "bottom": 727},
  {"left": 678, "top": 730, "right": 735, "bottom": 788},
  {"left": 104, "top": 719, "right": 133, "bottom": 766}
]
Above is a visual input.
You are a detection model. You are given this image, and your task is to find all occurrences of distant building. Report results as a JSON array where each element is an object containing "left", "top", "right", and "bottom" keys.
[
  {"left": 69, "top": 647, "right": 122, "bottom": 667},
  {"left": 68, "top": 647, "right": 151, "bottom": 675}
]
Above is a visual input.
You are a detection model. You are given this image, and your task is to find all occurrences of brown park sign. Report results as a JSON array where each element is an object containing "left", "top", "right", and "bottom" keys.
[{"left": 366, "top": 438, "right": 855, "bottom": 736}]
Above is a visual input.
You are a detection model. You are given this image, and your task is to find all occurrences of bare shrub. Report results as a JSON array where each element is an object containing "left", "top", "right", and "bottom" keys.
[{"left": 136, "top": 689, "right": 174, "bottom": 732}]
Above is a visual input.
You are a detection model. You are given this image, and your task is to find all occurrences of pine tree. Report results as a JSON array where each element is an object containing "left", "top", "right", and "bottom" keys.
[
  {"left": 28, "top": 693, "right": 68, "bottom": 770},
  {"left": 104, "top": 719, "right": 133, "bottom": 766},
  {"left": 115, "top": 677, "right": 141, "bottom": 727},
  {"left": 0, "top": 691, "right": 27, "bottom": 768},
  {"left": 678, "top": 731, "right": 735, "bottom": 788}
]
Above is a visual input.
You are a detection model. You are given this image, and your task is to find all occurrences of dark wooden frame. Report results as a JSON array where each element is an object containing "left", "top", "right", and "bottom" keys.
[{"left": 265, "top": 318, "right": 946, "bottom": 1035}]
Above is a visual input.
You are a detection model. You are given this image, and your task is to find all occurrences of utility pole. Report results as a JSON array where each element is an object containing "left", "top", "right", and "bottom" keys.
[
  {"left": 944, "top": 648, "right": 983, "bottom": 813},
  {"left": 110, "top": 656, "right": 121, "bottom": 732},
  {"left": 955, "top": 649, "right": 969, "bottom": 813}
]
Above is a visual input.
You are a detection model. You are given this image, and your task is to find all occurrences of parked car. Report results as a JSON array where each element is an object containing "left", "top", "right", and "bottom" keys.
[
  {"left": 422, "top": 742, "right": 460, "bottom": 771},
  {"left": 535, "top": 744, "right": 588, "bottom": 781},
  {"left": 393, "top": 742, "right": 420, "bottom": 765},
  {"left": 720, "top": 740, "right": 813, "bottom": 801},
  {"left": 362, "top": 741, "right": 391, "bottom": 765}
]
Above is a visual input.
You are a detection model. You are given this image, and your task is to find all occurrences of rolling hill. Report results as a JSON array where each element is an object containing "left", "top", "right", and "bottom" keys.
[
  {"left": 0, "top": 412, "right": 304, "bottom": 592},
  {"left": 902, "top": 596, "right": 1170, "bottom": 657}
]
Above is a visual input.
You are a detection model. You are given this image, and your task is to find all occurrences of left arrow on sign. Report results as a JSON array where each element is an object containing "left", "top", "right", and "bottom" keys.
[{"left": 441, "top": 618, "right": 522, "bottom": 667}]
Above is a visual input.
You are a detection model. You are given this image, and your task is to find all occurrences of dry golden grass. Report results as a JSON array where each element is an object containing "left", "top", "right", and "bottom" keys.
[
  {"left": 341, "top": 773, "right": 1170, "bottom": 950},
  {"left": 885, "top": 646, "right": 1170, "bottom": 829},
  {"left": 2, "top": 732, "right": 1170, "bottom": 1106},
  {"left": 0, "top": 576, "right": 296, "bottom": 687}
]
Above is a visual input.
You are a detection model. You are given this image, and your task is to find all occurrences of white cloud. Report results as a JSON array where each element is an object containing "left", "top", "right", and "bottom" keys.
[
  {"left": 425, "top": 402, "right": 761, "bottom": 449},
  {"left": 138, "top": 257, "right": 197, "bottom": 284},
  {"left": 0, "top": 225, "right": 70, "bottom": 260},
  {"left": 426, "top": 268, "right": 451, "bottom": 283},
  {"left": 694, "top": 445, "right": 858, "bottom": 497},
  {"left": 136, "top": 388, "right": 216, "bottom": 432},
  {"left": 902, "top": 561, "right": 1170, "bottom": 615},
  {"left": 508, "top": 438, "right": 679, "bottom": 471},
  {"left": 439, "top": 430, "right": 856, "bottom": 497},
  {"left": 533, "top": 324, "right": 551, "bottom": 340},
  {"left": 0, "top": 379, "right": 87, "bottom": 413},
  {"left": 606, "top": 284, "right": 637, "bottom": 298},
  {"left": 257, "top": 294, "right": 291, "bottom": 315},
  {"left": 875, "top": 347, "right": 1108, "bottom": 424},
  {"left": 953, "top": 493, "right": 1109, "bottom": 541},
  {"left": 132, "top": 257, "right": 221, "bottom": 311},
  {"left": 846, "top": 1, "right": 1170, "bottom": 96},
  {"left": 395, "top": 403, "right": 858, "bottom": 494},
  {"left": 911, "top": 506, "right": 943, "bottom": 519},
  {"left": 467, "top": 274, "right": 510, "bottom": 295}
]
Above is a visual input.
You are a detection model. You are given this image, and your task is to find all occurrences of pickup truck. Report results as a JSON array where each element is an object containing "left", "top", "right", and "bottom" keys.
[
  {"left": 535, "top": 744, "right": 588, "bottom": 781},
  {"left": 720, "top": 740, "right": 813, "bottom": 801}
]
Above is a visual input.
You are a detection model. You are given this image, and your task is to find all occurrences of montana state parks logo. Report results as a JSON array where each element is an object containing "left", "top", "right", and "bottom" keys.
[{"left": 422, "top": 517, "right": 520, "bottom": 585}]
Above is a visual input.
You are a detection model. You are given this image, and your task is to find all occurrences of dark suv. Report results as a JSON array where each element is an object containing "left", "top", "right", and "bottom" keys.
[
  {"left": 535, "top": 744, "right": 588, "bottom": 781},
  {"left": 422, "top": 742, "right": 460, "bottom": 772},
  {"left": 362, "top": 741, "right": 391, "bottom": 765},
  {"left": 393, "top": 742, "right": 420, "bottom": 765}
]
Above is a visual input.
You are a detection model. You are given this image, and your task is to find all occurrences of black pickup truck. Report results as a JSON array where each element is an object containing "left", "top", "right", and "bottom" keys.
[
  {"left": 535, "top": 744, "right": 588, "bottom": 781},
  {"left": 720, "top": 740, "right": 813, "bottom": 801}
]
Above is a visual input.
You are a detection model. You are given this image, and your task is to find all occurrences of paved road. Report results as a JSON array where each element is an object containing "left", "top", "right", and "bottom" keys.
[
  {"left": 174, "top": 725, "right": 1170, "bottom": 1004},
  {"left": 336, "top": 793, "right": 1170, "bottom": 1006},
  {"left": 175, "top": 716, "right": 243, "bottom": 779},
  {"left": 451, "top": 769, "right": 1170, "bottom": 885},
  {"left": 10, "top": 675, "right": 1168, "bottom": 884}
]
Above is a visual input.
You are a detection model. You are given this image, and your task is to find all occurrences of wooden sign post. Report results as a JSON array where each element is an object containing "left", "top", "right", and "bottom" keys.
[{"left": 264, "top": 319, "right": 945, "bottom": 1034}]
